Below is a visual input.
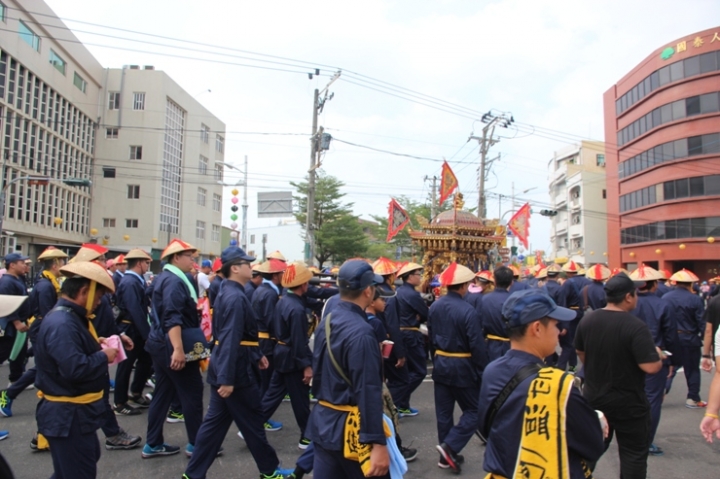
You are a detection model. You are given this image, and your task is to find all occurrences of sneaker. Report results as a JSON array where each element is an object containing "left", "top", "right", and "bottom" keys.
[
  {"left": 264, "top": 419, "right": 283, "bottom": 431},
  {"left": 105, "top": 429, "right": 142, "bottom": 450},
  {"left": 0, "top": 390, "right": 13, "bottom": 417},
  {"left": 401, "top": 446, "right": 418, "bottom": 462},
  {"left": 185, "top": 443, "right": 223, "bottom": 458},
  {"left": 129, "top": 395, "right": 151, "bottom": 408},
  {"left": 166, "top": 410, "right": 185, "bottom": 423},
  {"left": 113, "top": 403, "right": 141, "bottom": 416},
  {"left": 260, "top": 469, "right": 294, "bottom": 479},
  {"left": 141, "top": 443, "right": 180, "bottom": 458},
  {"left": 282, "top": 394, "right": 291, "bottom": 402},
  {"left": 685, "top": 399, "right": 708, "bottom": 408},
  {"left": 145, "top": 378, "right": 156, "bottom": 389},
  {"left": 109, "top": 379, "right": 115, "bottom": 392},
  {"left": 144, "top": 392, "right": 153, "bottom": 402},
  {"left": 237, "top": 430, "right": 244, "bottom": 440},
  {"left": 648, "top": 443, "right": 664, "bottom": 456},
  {"left": 298, "top": 437, "right": 311, "bottom": 449},
  {"left": 438, "top": 453, "right": 465, "bottom": 469},
  {"left": 398, "top": 407, "right": 419, "bottom": 418},
  {"left": 0, "top": 430, "right": 8, "bottom": 441},
  {"left": 309, "top": 393, "right": 318, "bottom": 403},
  {"left": 436, "top": 443, "right": 461, "bottom": 473}
]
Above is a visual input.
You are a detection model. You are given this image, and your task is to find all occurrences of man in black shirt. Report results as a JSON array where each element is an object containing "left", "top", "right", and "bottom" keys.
[{"left": 575, "top": 274, "right": 663, "bottom": 479}]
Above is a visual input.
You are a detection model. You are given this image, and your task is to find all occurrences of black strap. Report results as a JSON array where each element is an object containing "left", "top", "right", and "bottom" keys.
[
  {"left": 324, "top": 313, "right": 352, "bottom": 386},
  {"left": 481, "top": 363, "right": 542, "bottom": 438}
]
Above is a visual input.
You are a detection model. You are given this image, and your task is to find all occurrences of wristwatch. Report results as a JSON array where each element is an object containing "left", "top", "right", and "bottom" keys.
[{"left": 703, "top": 354, "right": 713, "bottom": 359}]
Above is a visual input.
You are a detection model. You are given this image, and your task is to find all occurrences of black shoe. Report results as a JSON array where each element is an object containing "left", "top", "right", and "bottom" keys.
[
  {"left": 129, "top": 395, "right": 151, "bottom": 408},
  {"left": 436, "top": 443, "right": 462, "bottom": 473},
  {"left": 105, "top": 429, "right": 142, "bottom": 450},
  {"left": 113, "top": 403, "right": 141, "bottom": 416},
  {"left": 401, "top": 446, "right": 418, "bottom": 462},
  {"left": 438, "top": 453, "right": 464, "bottom": 468}
]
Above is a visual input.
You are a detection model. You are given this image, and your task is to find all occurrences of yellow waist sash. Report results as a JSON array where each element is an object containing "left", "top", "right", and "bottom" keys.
[
  {"left": 214, "top": 340, "right": 259, "bottom": 347},
  {"left": 486, "top": 334, "right": 510, "bottom": 342},
  {"left": 400, "top": 327, "right": 420, "bottom": 332},
  {"left": 318, "top": 400, "right": 391, "bottom": 475},
  {"left": 435, "top": 350, "right": 471, "bottom": 358},
  {"left": 258, "top": 331, "right": 270, "bottom": 339},
  {"left": 37, "top": 390, "right": 103, "bottom": 404}
]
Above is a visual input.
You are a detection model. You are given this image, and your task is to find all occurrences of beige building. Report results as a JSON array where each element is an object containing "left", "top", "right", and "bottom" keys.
[
  {"left": 548, "top": 141, "right": 608, "bottom": 266},
  {"left": 93, "top": 67, "right": 225, "bottom": 260}
]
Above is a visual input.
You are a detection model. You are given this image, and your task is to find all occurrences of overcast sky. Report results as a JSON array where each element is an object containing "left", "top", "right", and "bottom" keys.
[{"left": 44, "top": 0, "right": 720, "bottom": 253}]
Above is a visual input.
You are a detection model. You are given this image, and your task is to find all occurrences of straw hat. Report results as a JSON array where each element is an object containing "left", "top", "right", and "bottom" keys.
[
  {"left": 546, "top": 264, "right": 562, "bottom": 275},
  {"left": 578, "top": 268, "right": 587, "bottom": 276},
  {"left": 0, "top": 295, "right": 28, "bottom": 318},
  {"left": 372, "top": 257, "right": 400, "bottom": 276},
  {"left": 267, "top": 250, "right": 287, "bottom": 262},
  {"left": 535, "top": 268, "right": 548, "bottom": 280},
  {"left": 60, "top": 261, "right": 116, "bottom": 293},
  {"left": 254, "top": 259, "right": 287, "bottom": 274},
  {"left": 476, "top": 270, "right": 495, "bottom": 283},
  {"left": 397, "top": 262, "right": 423, "bottom": 277},
  {"left": 586, "top": 264, "right": 611, "bottom": 281},
  {"left": 71, "top": 243, "right": 109, "bottom": 263},
  {"left": 38, "top": 246, "right": 68, "bottom": 260},
  {"left": 611, "top": 267, "right": 629, "bottom": 277},
  {"left": 509, "top": 265, "right": 521, "bottom": 277},
  {"left": 630, "top": 264, "right": 664, "bottom": 281},
  {"left": 660, "top": 269, "right": 671, "bottom": 280},
  {"left": 161, "top": 239, "right": 197, "bottom": 260},
  {"left": 562, "top": 261, "right": 581, "bottom": 273},
  {"left": 281, "top": 261, "right": 313, "bottom": 288},
  {"left": 125, "top": 248, "right": 152, "bottom": 261},
  {"left": 670, "top": 268, "right": 699, "bottom": 283},
  {"left": 438, "top": 263, "right": 475, "bottom": 286},
  {"left": 114, "top": 254, "right": 127, "bottom": 265}
]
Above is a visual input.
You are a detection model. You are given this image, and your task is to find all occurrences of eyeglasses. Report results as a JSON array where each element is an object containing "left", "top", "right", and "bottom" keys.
[{"left": 410, "top": 272, "right": 422, "bottom": 276}]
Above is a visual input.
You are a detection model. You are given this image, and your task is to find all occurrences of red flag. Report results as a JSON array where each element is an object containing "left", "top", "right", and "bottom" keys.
[
  {"left": 387, "top": 198, "right": 410, "bottom": 242},
  {"left": 508, "top": 203, "right": 531, "bottom": 249},
  {"left": 439, "top": 160, "right": 458, "bottom": 205}
]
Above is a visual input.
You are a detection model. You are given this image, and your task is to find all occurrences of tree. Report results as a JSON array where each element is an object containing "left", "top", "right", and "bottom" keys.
[{"left": 292, "top": 171, "right": 369, "bottom": 266}]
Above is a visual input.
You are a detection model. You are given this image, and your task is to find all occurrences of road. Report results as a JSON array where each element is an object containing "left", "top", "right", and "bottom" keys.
[{"left": 1, "top": 362, "right": 719, "bottom": 478}]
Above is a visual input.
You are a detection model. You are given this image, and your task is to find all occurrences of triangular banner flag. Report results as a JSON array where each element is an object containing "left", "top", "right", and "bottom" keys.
[
  {"left": 439, "top": 160, "right": 458, "bottom": 205},
  {"left": 387, "top": 198, "right": 410, "bottom": 242},
  {"left": 508, "top": 203, "right": 531, "bottom": 249}
]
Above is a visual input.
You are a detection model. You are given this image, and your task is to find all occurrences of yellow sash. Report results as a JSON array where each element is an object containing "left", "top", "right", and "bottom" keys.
[
  {"left": 400, "top": 327, "right": 420, "bottom": 332},
  {"left": 318, "top": 400, "right": 391, "bottom": 475},
  {"left": 486, "top": 334, "right": 510, "bottom": 342},
  {"left": 258, "top": 331, "right": 270, "bottom": 339},
  {"left": 37, "top": 390, "right": 103, "bottom": 404},
  {"left": 435, "top": 350, "right": 471, "bottom": 358},
  {"left": 214, "top": 340, "right": 259, "bottom": 347},
  {"left": 28, "top": 271, "right": 62, "bottom": 326}
]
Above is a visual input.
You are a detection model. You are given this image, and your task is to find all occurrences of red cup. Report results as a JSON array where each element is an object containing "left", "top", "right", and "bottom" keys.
[{"left": 381, "top": 340, "right": 394, "bottom": 359}]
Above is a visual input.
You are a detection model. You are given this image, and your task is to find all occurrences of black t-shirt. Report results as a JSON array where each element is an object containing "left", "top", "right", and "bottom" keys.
[{"left": 575, "top": 309, "right": 659, "bottom": 415}]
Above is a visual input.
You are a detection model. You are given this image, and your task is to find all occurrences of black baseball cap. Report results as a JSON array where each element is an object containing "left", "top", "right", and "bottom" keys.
[
  {"left": 337, "top": 260, "right": 383, "bottom": 291},
  {"left": 604, "top": 273, "right": 644, "bottom": 297}
]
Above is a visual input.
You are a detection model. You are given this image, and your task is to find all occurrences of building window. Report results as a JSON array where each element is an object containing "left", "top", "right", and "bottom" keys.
[
  {"left": 196, "top": 220, "right": 206, "bottom": 239},
  {"left": 571, "top": 213, "right": 581, "bottom": 225},
  {"left": 133, "top": 92, "right": 145, "bottom": 110},
  {"left": 201, "top": 124, "right": 209, "bottom": 143},
  {"left": 73, "top": 72, "right": 87, "bottom": 93},
  {"left": 127, "top": 185, "right": 140, "bottom": 199},
  {"left": 0, "top": 2, "right": 6, "bottom": 22},
  {"left": 197, "top": 187, "right": 206, "bottom": 206},
  {"left": 18, "top": 20, "right": 40, "bottom": 51},
  {"left": 49, "top": 50, "right": 66, "bottom": 75},
  {"left": 103, "top": 218, "right": 116, "bottom": 227},
  {"left": 212, "top": 193, "right": 221, "bottom": 212},
  {"left": 596, "top": 154, "right": 605, "bottom": 167},
  {"left": 216, "top": 135, "right": 224, "bottom": 153},
  {"left": 106, "top": 128, "right": 118, "bottom": 139},
  {"left": 199, "top": 155, "right": 208, "bottom": 175},
  {"left": 211, "top": 224, "right": 220, "bottom": 242},
  {"left": 108, "top": 92, "right": 120, "bottom": 110},
  {"left": 126, "top": 219, "right": 139, "bottom": 228},
  {"left": 214, "top": 163, "right": 223, "bottom": 181},
  {"left": 602, "top": 189, "right": 607, "bottom": 199},
  {"left": 572, "top": 237, "right": 583, "bottom": 250},
  {"left": 159, "top": 99, "right": 185, "bottom": 236},
  {"left": 102, "top": 167, "right": 116, "bottom": 178},
  {"left": 250, "top": 234, "right": 255, "bottom": 244},
  {"left": 129, "top": 145, "right": 142, "bottom": 160}
]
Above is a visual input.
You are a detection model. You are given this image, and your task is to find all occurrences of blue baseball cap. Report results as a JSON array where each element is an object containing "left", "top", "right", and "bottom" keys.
[
  {"left": 201, "top": 259, "right": 212, "bottom": 268},
  {"left": 4, "top": 253, "right": 29, "bottom": 265},
  {"left": 502, "top": 289, "right": 576, "bottom": 328},
  {"left": 337, "top": 260, "right": 383, "bottom": 291},
  {"left": 220, "top": 246, "right": 255, "bottom": 265}
]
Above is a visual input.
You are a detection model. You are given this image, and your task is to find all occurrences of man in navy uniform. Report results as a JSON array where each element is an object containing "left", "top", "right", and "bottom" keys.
[
  {"left": 183, "top": 246, "right": 291, "bottom": 479},
  {"left": 542, "top": 264, "right": 563, "bottom": 301},
  {"left": 394, "top": 262, "right": 428, "bottom": 417},
  {"left": 584, "top": 264, "right": 610, "bottom": 311},
  {"left": 306, "top": 259, "right": 390, "bottom": 478},
  {"left": 508, "top": 266, "right": 529, "bottom": 294},
  {"left": 261, "top": 261, "right": 314, "bottom": 449},
  {"left": 429, "top": 262, "right": 488, "bottom": 473},
  {"left": 34, "top": 261, "right": 120, "bottom": 479},
  {"left": 662, "top": 268, "right": 707, "bottom": 408},
  {"left": 480, "top": 266, "right": 514, "bottom": 361},
  {"left": 112, "top": 254, "right": 127, "bottom": 291},
  {"left": 556, "top": 260, "right": 585, "bottom": 371},
  {"left": 478, "top": 289, "right": 604, "bottom": 479},
  {"left": 207, "top": 258, "right": 223, "bottom": 308},
  {"left": 656, "top": 270, "right": 672, "bottom": 298},
  {"left": 0, "top": 253, "right": 31, "bottom": 385}
]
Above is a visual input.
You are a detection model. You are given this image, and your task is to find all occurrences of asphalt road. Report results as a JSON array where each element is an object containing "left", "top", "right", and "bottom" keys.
[{"left": 1, "top": 362, "right": 719, "bottom": 479}]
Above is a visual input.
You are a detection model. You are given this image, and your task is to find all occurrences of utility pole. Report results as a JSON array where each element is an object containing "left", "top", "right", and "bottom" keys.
[
  {"left": 304, "top": 71, "right": 341, "bottom": 267},
  {"left": 241, "top": 155, "right": 249, "bottom": 251},
  {"left": 424, "top": 175, "right": 438, "bottom": 218}
]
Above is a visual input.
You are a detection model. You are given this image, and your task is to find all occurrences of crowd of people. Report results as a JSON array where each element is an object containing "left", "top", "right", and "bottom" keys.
[{"left": 0, "top": 241, "right": 716, "bottom": 479}]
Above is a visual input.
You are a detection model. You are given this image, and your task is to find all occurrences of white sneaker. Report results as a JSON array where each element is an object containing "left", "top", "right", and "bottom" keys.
[{"left": 237, "top": 431, "right": 244, "bottom": 440}]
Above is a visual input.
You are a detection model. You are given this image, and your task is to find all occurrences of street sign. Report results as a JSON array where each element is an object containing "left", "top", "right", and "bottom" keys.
[
  {"left": 258, "top": 191, "right": 293, "bottom": 218},
  {"left": 28, "top": 179, "right": 49, "bottom": 186},
  {"left": 499, "top": 247, "right": 511, "bottom": 261}
]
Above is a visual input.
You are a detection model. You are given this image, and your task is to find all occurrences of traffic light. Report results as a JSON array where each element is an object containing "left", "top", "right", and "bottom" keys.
[{"left": 539, "top": 209, "right": 558, "bottom": 217}]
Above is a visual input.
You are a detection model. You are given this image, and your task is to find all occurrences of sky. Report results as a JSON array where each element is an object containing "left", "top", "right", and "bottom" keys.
[{"left": 42, "top": 0, "right": 720, "bottom": 254}]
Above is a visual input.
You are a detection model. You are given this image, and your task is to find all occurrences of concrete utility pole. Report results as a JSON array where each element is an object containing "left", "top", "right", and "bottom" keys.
[
  {"left": 305, "top": 71, "right": 341, "bottom": 267},
  {"left": 424, "top": 175, "right": 438, "bottom": 218}
]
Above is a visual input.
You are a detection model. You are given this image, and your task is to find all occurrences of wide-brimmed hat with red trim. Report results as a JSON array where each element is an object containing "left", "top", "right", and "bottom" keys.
[
  {"left": 60, "top": 261, "right": 115, "bottom": 293},
  {"left": 476, "top": 270, "right": 494, "bottom": 283},
  {"left": 71, "top": 243, "right": 109, "bottom": 263},
  {"left": 586, "top": 264, "right": 611, "bottom": 281},
  {"left": 562, "top": 261, "right": 580, "bottom": 273},
  {"left": 397, "top": 262, "right": 423, "bottom": 277},
  {"left": 161, "top": 239, "right": 197, "bottom": 260},
  {"left": 546, "top": 264, "right": 562, "bottom": 275},
  {"left": 282, "top": 261, "right": 313, "bottom": 288},
  {"left": 372, "top": 257, "right": 400, "bottom": 276},
  {"left": 535, "top": 267, "right": 548, "bottom": 280},
  {"left": 630, "top": 264, "right": 664, "bottom": 282},
  {"left": 611, "top": 267, "right": 629, "bottom": 277},
  {"left": 509, "top": 265, "right": 521, "bottom": 277},
  {"left": 114, "top": 254, "right": 127, "bottom": 265},
  {"left": 254, "top": 259, "right": 287, "bottom": 274},
  {"left": 267, "top": 250, "right": 287, "bottom": 262},
  {"left": 670, "top": 268, "right": 699, "bottom": 283},
  {"left": 125, "top": 248, "right": 152, "bottom": 261},
  {"left": 439, "top": 262, "right": 475, "bottom": 286},
  {"left": 660, "top": 269, "right": 671, "bottom": 280}
]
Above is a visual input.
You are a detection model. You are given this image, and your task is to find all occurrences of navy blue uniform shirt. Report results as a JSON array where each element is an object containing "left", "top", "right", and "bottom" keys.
[
  {"left": 244, "top": 280, "right": 257, "bottom": 302},
  {"left": 251, "top": 281, "right": 281, "bottom": 357},
  {"left": 272, "top": 291, "right": 312, "bottom": 373},
  {"left": 633, "top": 292, "right": 680, "bottom": 364},
  {"left": 558, "top": 276, "right": 584, "bottom": 320},
  {"left": 307, "top": 300, "right": 386, "bottom": 450},
  {"left": 508, "top": 281, "right": 530, "bottom": 294},
  {"left": 584, "top": 281, "right": 607, "bottom": 311},
  {"left": 93, "top": 294, "right": 119, "bottom": 339},
  {"left": 662, "top": 288, "right": 705, "bottom": 347},
  {"left": 428, "top": 291, "right": 487, "bottom": 387},
  {"left": 465, "top": 291, "right": 484, "bottom": 317},
  {"left": 656, "top": 282, "right": 671, "bottom": 298},
  {"left": 478, "top": 350, "right": 604, "bottom": 479},
  {"left": 146, "top": 271, "right": 199, "bottom": 355},
  {"left": 543, "top": 279, "right": 561, "bottom": 303},
  {"left": 0, "top": 273, "right": 29, "bottom": 336},
  {"left": 28, "top": 275, "right": 58, "bottom": 344},
  {"left": 365, "top": 313, "right": 388, "bottom": 344},
  {"left": 378, "top": 282, "right": 406, "bottom": 359},
  {"left": 481, "top": 288, "right": 511, "bottom": 338},
  {"left": 396, "top": 282, "right": 428, "bottom": 328},
  {"left": 207, "top": 275, "right": 223, "bottom": 308},
  {"left": 35, "top": 299, "right": 108, "bottom": 436},
  {"left": 117, "top": 271, "right": 151, "bottom": 340}
]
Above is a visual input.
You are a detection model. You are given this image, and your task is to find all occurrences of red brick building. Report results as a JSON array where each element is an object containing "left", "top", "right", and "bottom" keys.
[{"left": 603, "top": 27, "right": 720, "bottom": 279}]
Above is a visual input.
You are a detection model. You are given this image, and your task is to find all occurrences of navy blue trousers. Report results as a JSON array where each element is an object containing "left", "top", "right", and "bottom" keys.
[
  {"left": 260, "top": 356, "right": 281, "bottom": 398},
  {"left": 261, "top": 370, "right": 309, "bottom": 437},
  {"left": 114, "top": 336, "right": 153, "bottom": 406},
  {"left": 486, "top": 338, "right": 510, "bottom": 362},
  {"left": 678, "top": 345, "right": 701, "bottom": 401},
  {"left": 434, "top": 382, "right": 479, "bottom": 454},
  {"left": 185, "top": 387, "right": 280, "bottom": 478},
  {"left": 645, "top": 364, "right": 668, "bottom": 444},
  {"left": 557, "top": 320, "right": 579, "bottom": 370},
  {"left": 385, "top": 358, "right": 409, "bottom": 409},
  {"left": 6, "top": 366, "right": 35, "bottom": 399},
  {"left": 314, "top": 443, "right": 390, "bottom": 479},
  {"left": 296, "top": 441, "right": 315, "bottom": 472},
  {"left": 398, "top": 331, "right": 426, "bottom": 409},
  {"left": 0, "top": 335, "right": 27, "bottom": 383},
  {"left": 101, "top": 381, "right": 121, "bottom": 438},
  {"left": 46, "top": 418, "right": 100, "bottom": 479},
  {"left": 146, "top": 353, "right": 203, "bottom": 447}
]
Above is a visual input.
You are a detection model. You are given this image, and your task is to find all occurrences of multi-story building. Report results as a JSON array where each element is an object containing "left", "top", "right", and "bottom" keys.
[
  {"left": 548, "top": 141, "right": 607, "bottom": 266},
  {"left": 603, "top": 27, "right": 720, "bottom": 278},
  {"left": 93, "top": 67, "right": 225, "bottom": 260}
]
